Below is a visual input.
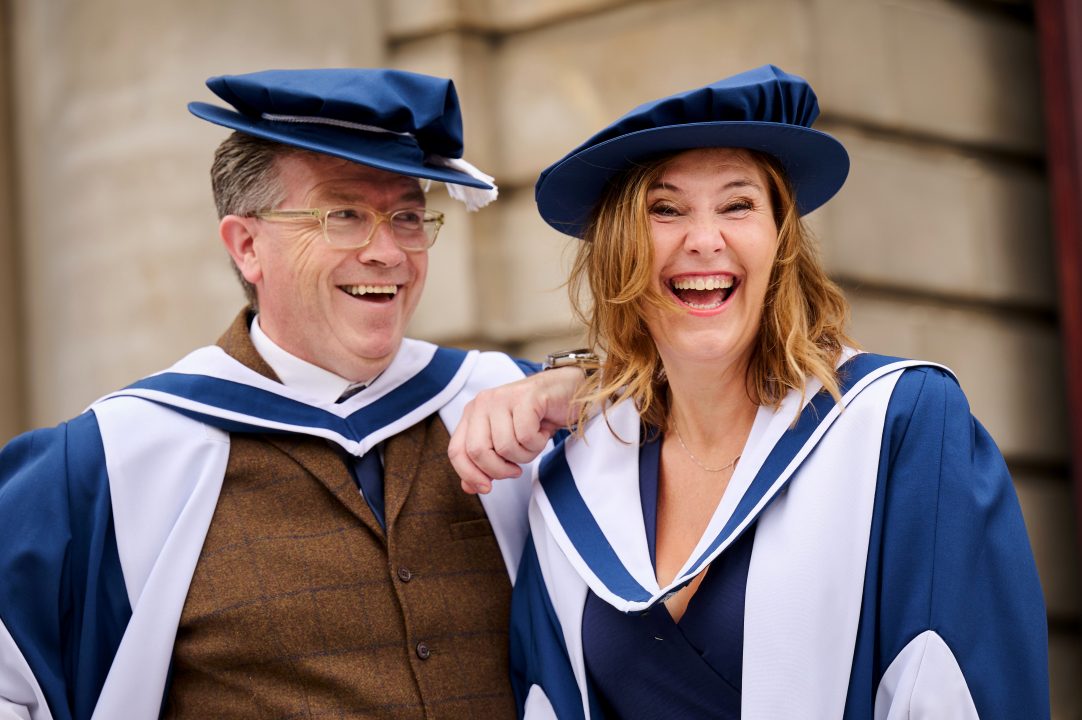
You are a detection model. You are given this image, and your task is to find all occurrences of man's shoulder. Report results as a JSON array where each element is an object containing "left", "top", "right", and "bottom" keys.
[
  {"left": 1, "top": 410, "right": 102, "bottom": 466},
  {"left": 0, "top": 411, "right": 110, "bottom": 520}
]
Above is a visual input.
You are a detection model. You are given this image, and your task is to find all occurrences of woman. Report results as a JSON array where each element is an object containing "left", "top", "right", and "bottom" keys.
[{"left": 454, "top": 66, "right": 1049, "bottom": 719}]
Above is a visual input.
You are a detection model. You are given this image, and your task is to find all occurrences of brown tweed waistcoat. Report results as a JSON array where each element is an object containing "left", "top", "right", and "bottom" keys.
[{"left": 162, "top": 312, "right": 516, "bottom": 720}]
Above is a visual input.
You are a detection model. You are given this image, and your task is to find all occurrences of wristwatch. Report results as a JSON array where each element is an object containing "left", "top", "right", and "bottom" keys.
[{"left": 542, "top": 349, "right": 599, "bottom": 376}]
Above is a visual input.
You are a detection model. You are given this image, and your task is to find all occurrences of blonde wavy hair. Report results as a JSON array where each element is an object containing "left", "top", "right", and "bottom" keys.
[{"left": 569, "top": 148, "right": 854, "bottom": 432}]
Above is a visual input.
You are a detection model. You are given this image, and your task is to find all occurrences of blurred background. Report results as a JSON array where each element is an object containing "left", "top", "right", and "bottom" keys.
[{"left": 0, "top": 0, "right": 1078, "bottom": 714}]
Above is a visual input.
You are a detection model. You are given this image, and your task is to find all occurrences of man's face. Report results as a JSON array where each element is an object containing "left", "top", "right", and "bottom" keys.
[{"left": 245, "top": 153, "right": 429, "bottom": 381}]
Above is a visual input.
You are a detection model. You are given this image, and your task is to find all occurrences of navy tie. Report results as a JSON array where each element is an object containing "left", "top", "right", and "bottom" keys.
[
  {"left": 351, "top": 449, "right": 386, "bottom": 532},
  {"left": 335, "top": 384, "right": 383, "bottom": 529}
]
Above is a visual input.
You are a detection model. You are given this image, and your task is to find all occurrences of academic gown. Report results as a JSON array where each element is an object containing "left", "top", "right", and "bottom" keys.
[
  {"left": 509, "top": 354, "right": 1049, "bottom": 719},
  {"left": 0, "top": 338, "right": 539, "bottom": 720}
]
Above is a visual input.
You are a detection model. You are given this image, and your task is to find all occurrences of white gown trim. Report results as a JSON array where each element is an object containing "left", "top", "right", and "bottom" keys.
[
  {"left": 874, "top": 630, "right": 979, "bottom": 719},
  {"left": 0, "top": 618, "right": 49, "bottom": 720}
]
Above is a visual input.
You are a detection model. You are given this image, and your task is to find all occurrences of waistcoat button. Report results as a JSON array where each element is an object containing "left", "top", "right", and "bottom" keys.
[
  {"left": 416, "top": 641, "right": 431, "bottom": 660},
  {"left": 397, "top": 566, "right": 412, "bottom": 582}
]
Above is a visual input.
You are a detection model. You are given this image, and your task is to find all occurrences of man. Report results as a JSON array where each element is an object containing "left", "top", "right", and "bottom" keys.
[{"left": 0, "top": 68, "right": 581, "bottom": 719}]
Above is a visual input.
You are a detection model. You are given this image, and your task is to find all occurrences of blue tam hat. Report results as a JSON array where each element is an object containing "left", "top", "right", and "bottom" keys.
[
  {"left": 189, "top": 68, "right": 497, "bottom": 210},
  {"left": 534, "top": 65, "right": 848, "bottom": 237}
]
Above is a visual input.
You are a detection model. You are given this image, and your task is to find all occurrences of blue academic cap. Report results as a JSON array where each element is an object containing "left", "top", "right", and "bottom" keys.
[
  {"left": 189, "top": 68, "right": 497, "bottom": 210},
  {"left": 534, "top": 65, "right": 849, "bottom": 237}
]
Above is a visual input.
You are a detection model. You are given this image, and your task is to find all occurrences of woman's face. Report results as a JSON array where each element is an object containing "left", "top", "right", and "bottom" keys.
[{"left": 643, "top": 147, "right": 779, "bottom": 375}]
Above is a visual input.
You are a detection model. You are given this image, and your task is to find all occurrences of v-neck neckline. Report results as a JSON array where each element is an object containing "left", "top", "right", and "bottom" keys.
[{"left": 640, "top": 430, "right": 715, "bottom": 626}]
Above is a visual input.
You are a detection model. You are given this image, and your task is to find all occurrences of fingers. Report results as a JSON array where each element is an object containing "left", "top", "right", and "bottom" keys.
[
  {"left": 449, "top": 426, "right": 497, "bottom": 495},
  {"left": 448, "top": 402, "right": 524, "bottom": 494},
  {"left": 465, "top": 409, "right": 524, "bottom": 479},
  {"left": 449, "top": 434, "right": 497, "bottom": 495},
  {"left": 448, "top": 392, "right": 551, "bottom": 486},
  {"left": 448, "top": 368, "right": 589, "bottom": 494},
  {"left": 491, "top": 404, "right": 547, "bottom": 464}
]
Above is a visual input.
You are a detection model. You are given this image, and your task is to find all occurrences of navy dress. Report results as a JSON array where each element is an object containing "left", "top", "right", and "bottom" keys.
[{"left": 581, "top": 432, "right": 755, "bottom": 719}]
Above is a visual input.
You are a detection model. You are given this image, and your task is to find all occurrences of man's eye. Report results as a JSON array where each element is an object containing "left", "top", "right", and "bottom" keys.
[
  {"left": 393, "top": 209, "right": 425, "bottom": 225},
  {"left": 327, "top": 208, "right": 364, "bottom": 221}
]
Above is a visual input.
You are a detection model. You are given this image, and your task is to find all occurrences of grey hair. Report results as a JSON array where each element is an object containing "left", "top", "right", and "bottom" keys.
[{"left": 210, "top": 132, "right": 297, "bottom": 309}]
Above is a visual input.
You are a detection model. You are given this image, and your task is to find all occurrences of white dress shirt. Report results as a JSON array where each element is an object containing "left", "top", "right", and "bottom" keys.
[{"left": 249, "top": 314, "right": 368, "bottom": 403}]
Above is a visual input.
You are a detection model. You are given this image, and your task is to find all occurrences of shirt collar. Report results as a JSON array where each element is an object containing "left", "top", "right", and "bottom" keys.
[{"left": 249, "top": 315, "right": 365, "bottom": 404}]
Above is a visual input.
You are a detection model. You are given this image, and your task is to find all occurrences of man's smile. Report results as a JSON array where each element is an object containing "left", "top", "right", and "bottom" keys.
[{"left": 339, "top": 283, "right": 400, "bottom": 303}]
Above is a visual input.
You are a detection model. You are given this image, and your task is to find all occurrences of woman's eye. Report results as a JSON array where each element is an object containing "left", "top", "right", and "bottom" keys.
[
  {"left": 723, "top": 199, "right": 753, "bottom": 214},
  {"left": 649, "top": 203, "right": 681, "bottom": 218}
]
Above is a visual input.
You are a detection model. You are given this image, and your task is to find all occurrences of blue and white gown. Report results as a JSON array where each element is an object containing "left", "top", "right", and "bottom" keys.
[
  {"left": 509, "top": 353, "right": 1049, "bottom": 719},
  {"left": 0, "top": 339, "right": 538, "bottom": 720}
]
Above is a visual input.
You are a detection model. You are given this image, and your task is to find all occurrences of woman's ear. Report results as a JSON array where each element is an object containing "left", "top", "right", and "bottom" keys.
[{"left": 219, "top": 215, "right": 263, "bottom": 285}]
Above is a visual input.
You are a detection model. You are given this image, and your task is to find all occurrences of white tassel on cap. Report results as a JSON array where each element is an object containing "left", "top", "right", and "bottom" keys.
[{"left": 427, "top": 156, "right": 499, "bottom": 212}]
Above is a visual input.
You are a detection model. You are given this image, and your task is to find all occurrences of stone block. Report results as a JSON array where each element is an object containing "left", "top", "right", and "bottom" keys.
[
  {"left": 486, "top": 0, "right": 636, "bottom": 31},
  {"left": 388, "top": 0, "right": 470, "bottom": 37},
  {"left": 811, "top": 0, "right": 1042, "bottom": 154},
  {"left": 494, "top": 0, "right": 811, "bottom": 186},
  {"left": 389, "top": 0, "right": 635, "bottom": 35},
  {"left": 1014, "top": 475, "right": 1081, "bottom": 620},
  {"left": 814, "top": 126, "right": 1054, "bottom": 309},
  {"left": 846, "top": 292, "right": 1068, "bottom": 461},
  {"left": 474, "top": 186, "right": 579, "bottom": 341}
]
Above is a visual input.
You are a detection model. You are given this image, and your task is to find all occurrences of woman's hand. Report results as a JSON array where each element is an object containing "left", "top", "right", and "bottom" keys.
[{"left": 449, "top": 366, "right": 585, "bottom": 494}]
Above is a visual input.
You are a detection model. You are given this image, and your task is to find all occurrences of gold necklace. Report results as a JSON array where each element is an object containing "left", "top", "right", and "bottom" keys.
[{"left": 671, "top": 421, "right": 740, "bottom": 473}]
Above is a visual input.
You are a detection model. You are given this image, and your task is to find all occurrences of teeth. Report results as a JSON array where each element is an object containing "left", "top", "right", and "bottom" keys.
[
  {"left": 344, "top": 284, "right": 398, "bottom": 296},
  {"left": 671, "top": 275, "right": 732, "bottom": 291},
  {"left": 685, "top": 299, "right": 724, "bottom": 310}
]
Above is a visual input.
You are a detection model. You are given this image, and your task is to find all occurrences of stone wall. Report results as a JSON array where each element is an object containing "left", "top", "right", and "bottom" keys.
[{"left": 2, "top": 0, "right": 1077, "bottom": 714}]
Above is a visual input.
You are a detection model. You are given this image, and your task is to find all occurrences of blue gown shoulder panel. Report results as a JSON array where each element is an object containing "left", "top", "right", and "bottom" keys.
[{"left": 0, "top": 412, "right": 132, "bottom": 720}]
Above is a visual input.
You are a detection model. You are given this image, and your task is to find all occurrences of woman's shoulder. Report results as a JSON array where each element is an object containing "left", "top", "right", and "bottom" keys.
[
  {"left": 849, "top": 355, "right": 988, "bottom": 464},
  {"left": 839, "top": 352, "right": 964, "bottom": 407},
  {"left": 884, "top": 360, "right": 968, "bottom": 416},
  {"left": 828, "top": 353, "right": 980, "bottom": 448}
]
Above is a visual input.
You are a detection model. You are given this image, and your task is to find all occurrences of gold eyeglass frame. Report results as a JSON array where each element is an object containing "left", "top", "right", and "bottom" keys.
[{"left": 250, "top": 206, "right": 444, "bottom": 252}]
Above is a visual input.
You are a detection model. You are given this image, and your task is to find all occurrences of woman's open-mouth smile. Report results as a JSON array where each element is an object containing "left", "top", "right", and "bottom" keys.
[{"left": 667, "top": 273, "right": 738, "bottom": 313}]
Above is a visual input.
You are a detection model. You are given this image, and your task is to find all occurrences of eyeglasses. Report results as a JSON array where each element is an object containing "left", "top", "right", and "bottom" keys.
[{"left": 250, "top": 205, "right": 444, "bottom": 252}]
